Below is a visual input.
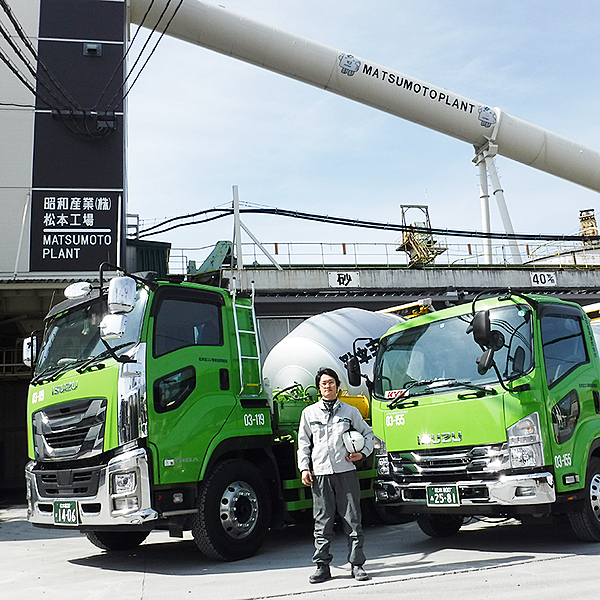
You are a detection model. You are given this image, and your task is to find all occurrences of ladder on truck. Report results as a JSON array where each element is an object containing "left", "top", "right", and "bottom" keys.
[{"left": 231, "top": 280, "right": 263, "bottom": 397}]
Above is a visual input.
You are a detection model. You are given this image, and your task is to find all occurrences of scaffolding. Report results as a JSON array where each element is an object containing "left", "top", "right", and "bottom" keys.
[{"left": 396, "top": 205, "right": 447, "bottom": 267}]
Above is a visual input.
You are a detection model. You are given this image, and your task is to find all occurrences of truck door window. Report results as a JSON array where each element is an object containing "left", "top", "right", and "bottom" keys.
[
  {"left": 541, "top": 311, "right": 588, "bottom": 387},
  {"left": 153, "top": 289, "right": 224, "bottom": 357},
  {"left": 551, "top": 390, "right": 580, "bottom": 444},
  {"left": 154, "top": 366, "right": 196, "bottom": 413}
]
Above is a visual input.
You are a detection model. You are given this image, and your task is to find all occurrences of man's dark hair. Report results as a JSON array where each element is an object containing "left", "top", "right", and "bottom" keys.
[{"left": 315, "top": 367, "right": 340, "bottom": 388}]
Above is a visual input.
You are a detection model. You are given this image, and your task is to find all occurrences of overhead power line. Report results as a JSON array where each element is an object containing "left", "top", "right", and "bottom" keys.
[
  {"left": 93, "top": 0, "right": 157, "bottom": 110},
  {"left": 105, "top": 0, "right": 185, "bottom": 110},
  {"left": 137, "top": 205, "right": 598, "bottom": 243},
  {"left": 0, "top": 0, "right": 81, "bottom": 110}
]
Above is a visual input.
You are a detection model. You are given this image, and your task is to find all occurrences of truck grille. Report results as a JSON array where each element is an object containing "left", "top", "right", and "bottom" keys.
[
  {"left": 32, "top": 397, "right": 107, "bottom": 461},
  {"left": 389, "top": 444, "right": 509, "bottom": 482},
  {"left": 33, "top": 465, "right": 101, "bottom": 498}
]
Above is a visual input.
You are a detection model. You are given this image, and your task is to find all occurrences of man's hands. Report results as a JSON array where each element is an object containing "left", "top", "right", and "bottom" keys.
[
  {"left": 302, "top": 453, "right": 363, "bottom": 486},
  {"left": 347, "top": 452, "right": 363, "bottom": 462},
  {"left": 301, "top": 470, "right": 313, "bottom": 486}
]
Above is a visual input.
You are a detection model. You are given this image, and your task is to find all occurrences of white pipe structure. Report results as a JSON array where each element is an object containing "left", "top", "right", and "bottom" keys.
[
  {"left": 233, "top": 185, "right": 243, "bottom": 277},
  {"left": 484, "top": 152, "right": 521, "bottom": 264},
  {"left": 130, "top": 0, "right": 600, "bottom": 193},
  {"left": 477, "top": 162, "right": 492, "bottom": 264}
]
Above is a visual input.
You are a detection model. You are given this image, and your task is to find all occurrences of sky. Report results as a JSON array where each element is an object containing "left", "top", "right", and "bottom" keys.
[{"left": 125, "top": 0, "right": 600, "bottom": 267}]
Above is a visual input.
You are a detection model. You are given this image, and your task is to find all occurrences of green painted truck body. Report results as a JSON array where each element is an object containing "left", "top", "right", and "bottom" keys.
[
  {"left": 369, "top": 293, "right": 600, "bottom": 540},
  {"left": 24, "top": 275, "right": 375, "bottom": 560}
]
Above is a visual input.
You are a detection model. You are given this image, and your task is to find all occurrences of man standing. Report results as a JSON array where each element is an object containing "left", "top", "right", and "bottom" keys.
[{"left": 297, "top": 367, "right": 374, "bottom": 584}]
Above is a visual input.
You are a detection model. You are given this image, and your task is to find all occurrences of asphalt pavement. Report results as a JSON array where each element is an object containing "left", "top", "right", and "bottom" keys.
[{"left": 2, "top": 504, "right": 600, "bottom": 599}]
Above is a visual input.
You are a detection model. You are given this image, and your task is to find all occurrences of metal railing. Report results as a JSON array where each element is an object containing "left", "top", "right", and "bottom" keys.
[
  {"left": 168, "top": 240, "right": 600, "bottom": 275},
  {"left": 0, "top": 348, "right": 31, "bottom": 378}
]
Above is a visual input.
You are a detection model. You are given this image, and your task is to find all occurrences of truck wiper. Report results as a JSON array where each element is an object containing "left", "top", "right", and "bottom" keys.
[
  {"left": 419, "top": 379, "right": 497, "bottom": 396},
  {"left": 387, "top": 378, "right": 497, "bottom": 409},
  {"left": 31, "top": 364, "right": 62, "bottom": 385},
  {"left": 31, "top": 358, "right": 82, "bottom": 385},
  {"left": 452, "top": 381, "right": 498, "bottom": 397},
  {"left": 387, "top": 378, "right": 455, "bottom": 409},
  {"left": 76, "top": 341, "right": 136, "bottom": 374}
]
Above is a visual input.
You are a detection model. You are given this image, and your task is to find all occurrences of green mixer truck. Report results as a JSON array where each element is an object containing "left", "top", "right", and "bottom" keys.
[
  {"left": 23, "top": 265, "right": 382, "bottom": 560},
  {"left": 348, "top": 291, "right": 600, "bottom": 541}
]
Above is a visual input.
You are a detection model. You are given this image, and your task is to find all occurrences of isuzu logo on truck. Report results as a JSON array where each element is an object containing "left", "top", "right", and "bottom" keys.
[
  {"left": 52, "top": 380, "right": 78, "bottom": 395},
  {"left": 417, "top": 431, "right": 462, "bottom": 445}
]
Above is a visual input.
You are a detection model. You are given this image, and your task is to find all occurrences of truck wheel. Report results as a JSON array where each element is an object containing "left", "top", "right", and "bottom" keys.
[
  {"left": 568, "top": 457, "right": 600, "bottom": 542},
  {"left": 417, "top": 514, "right": 463, "bottom": 538},
  {"left": 192, "top": 459, "right": 271, "bottom": 561},
  {"left": 86, "top": 530, "right": 150, "bottom": 551}
]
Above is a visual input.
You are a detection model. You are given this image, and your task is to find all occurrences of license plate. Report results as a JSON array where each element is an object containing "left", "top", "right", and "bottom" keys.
[
  {"left": 53, "top": 501, "right": 79, "bottom": 526},
  {"left": 426, "top": 485, "right": 460, "bottom": 507}
]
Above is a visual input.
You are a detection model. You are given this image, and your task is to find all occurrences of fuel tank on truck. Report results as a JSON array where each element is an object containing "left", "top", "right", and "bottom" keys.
[{"left": 262, "top": 307, "right": 403, "bottom": 406}]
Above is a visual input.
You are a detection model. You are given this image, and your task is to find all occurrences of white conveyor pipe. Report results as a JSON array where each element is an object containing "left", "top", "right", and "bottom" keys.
[{"left": 129, "top": 0, "right": 600, "bottom": 194}]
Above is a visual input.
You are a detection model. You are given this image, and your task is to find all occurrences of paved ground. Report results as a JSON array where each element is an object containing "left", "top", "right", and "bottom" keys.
[{"left": 2, "top": 505, "right": 600, "bottom": 599}]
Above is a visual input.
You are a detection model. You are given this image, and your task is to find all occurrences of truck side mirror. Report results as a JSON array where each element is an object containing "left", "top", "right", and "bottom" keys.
[
  {"left": 346, "top": 356, "right": 362, "bottom": 387},
  {"left": 108, "top": 276, "right": 136, "bottom": 314},
  {"left": 470, "top": 310, "right": 492, "bottom": 347},
  {"left": 476, "top": 347, "right": 495, "bottom": 375},
  {"left": 23, "top": 335, "right": 37, "bottom": 368},
  {"left": 100, "top": 314, "right": 128, "bottom": 340},
  {"left": 64, "top": 281, "right": 92, "bottom": 299}
]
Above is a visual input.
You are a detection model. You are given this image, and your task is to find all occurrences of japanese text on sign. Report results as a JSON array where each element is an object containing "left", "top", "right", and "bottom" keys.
[
  {"left": 328, "top": 271, "right": 361, "bottom": 288},
  {"left": 30, "top": 190, "right": 121, "bottom": 271}
]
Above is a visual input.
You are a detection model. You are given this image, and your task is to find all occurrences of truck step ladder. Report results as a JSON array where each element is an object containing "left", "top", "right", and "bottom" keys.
[{"left": 232, "top": 279, "right": 263, "bottom": 397}]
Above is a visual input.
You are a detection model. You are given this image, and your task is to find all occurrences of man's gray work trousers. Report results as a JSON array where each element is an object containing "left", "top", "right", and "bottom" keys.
[{"left": 311, "top": 471, "right": 365, "bottom": 567}]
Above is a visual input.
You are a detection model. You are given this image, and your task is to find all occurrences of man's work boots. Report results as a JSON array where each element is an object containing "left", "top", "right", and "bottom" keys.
[
  {"left": 351, "top": 565, "right": 370, "bottom": 581},
  {"left": 309, "top": 563, "right": 331, "bottom": 584}
]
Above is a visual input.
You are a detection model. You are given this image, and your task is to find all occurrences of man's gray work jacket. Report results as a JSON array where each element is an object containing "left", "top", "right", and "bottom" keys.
[{"left": 297, "top": 399, "right": 374, "bottom": 476}]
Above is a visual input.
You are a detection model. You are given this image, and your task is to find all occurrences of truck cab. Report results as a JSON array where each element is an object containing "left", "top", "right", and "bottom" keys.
[
  {"left": 364, "top": 293, "right": 600, "bottom": 540},
  {"left": 24, "top": 267, "right": 382, "bottom": 560},
  {"left": 24, "top": 270, "right": 275, "bottom": 559}
]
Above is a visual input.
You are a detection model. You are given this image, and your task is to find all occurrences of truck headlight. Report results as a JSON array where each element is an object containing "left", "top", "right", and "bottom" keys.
[
  {"left": 377, "top": 456, "right": 391, "bottom": 476},
  {"left": 112, "top": 471, "right": 137, "bottom": 494},
  {"left": 113, "top": 497, "right": 140, "bottom": 512},
  {"left": 374, "top": 436, "right": 390, "bottom": 475},
  {"left": 507, "top": 413, "right": 544, "bottom": 469}
]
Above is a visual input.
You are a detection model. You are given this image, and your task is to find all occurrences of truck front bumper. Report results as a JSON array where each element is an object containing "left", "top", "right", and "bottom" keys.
[
  {"left": 26, "top": 447, "right": 159, "bottom": 528},
  {"left": 375, "top": 471, "right": 555, "bottom": 508}
]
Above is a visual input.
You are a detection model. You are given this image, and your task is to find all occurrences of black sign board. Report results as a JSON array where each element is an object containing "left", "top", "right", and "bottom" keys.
[
  {"left": 30, "top": 190, "right": 120, "bottom": 271},
  {"left": 30, "top": 0, "right": 126, "bottom": 272}
]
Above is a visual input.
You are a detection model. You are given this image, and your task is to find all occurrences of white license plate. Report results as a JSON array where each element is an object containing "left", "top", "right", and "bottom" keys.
[
  {"left": 53, "top": 500, "right": 79, "bottom": 525},
  {"left": 426, "top": 485, "right": 460, "bottom": 507}
]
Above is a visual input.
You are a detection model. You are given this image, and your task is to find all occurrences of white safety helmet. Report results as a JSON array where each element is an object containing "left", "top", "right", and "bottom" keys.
[{"left": 342, "top": 430, "right": 365, "bottom": 454}]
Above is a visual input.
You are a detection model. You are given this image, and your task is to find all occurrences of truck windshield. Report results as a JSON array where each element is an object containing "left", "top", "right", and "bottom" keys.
[
  {"left": 34, "top": 288, "right": 148, "bottom": 378},
  {"left": 373, "top": 304, "right": 533, "bottom": 399}
]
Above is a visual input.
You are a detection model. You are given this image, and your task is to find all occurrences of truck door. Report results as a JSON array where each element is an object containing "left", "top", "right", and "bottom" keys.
[
  {"left": 146, "top": 286, "right": 236, "bottom": 485},
  {"left": 540, "top": 303, "right": 598, "bottom": 487}
]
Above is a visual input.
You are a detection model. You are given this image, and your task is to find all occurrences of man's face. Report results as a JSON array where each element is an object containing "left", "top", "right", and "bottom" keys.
[{"left": 319, "top": 374, "right": 338, "bottom": 401}]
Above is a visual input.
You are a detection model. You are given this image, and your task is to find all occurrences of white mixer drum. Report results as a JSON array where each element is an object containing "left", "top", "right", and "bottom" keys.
[{"left": 262, "top": 307, "right": 402, "bottom": 402}]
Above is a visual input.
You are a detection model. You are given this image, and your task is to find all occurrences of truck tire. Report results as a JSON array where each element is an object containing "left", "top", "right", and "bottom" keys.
[
  {"left": 85, "top": 530, "right": 150, "bottom": 551},
  {"left": 568, "top": 457, "right": 600, "bottom": 542},
  {"left": 192, "top": 459, "right": 271, "bottom": 561},
  {"left": 417, "top": 514, "right": 463, "bottom": 538}
]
